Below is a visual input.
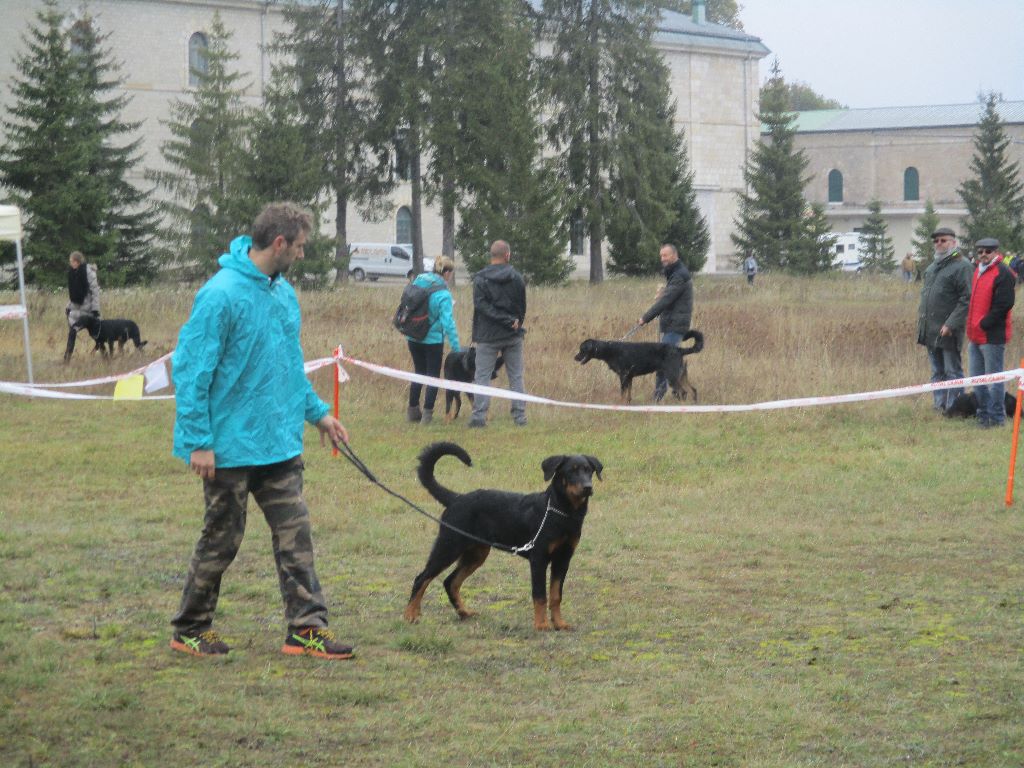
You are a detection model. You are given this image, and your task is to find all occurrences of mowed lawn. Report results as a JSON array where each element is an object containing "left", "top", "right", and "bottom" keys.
[{"left": 1, "top": 274, "right": 1022, "bottom": 767}]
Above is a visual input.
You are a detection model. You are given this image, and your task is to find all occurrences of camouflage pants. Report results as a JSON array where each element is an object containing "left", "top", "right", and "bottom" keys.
[{"left": 171, "top": 456, "right": 329, "bottom": 634}]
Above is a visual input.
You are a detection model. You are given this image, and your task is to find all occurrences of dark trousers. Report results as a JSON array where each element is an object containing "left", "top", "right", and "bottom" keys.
[
  {"left": 171, "top": 456, "right": 328, "bottom": 635},
  {"left": 408, "top": 341, "right": 444, "bottom": 410}
]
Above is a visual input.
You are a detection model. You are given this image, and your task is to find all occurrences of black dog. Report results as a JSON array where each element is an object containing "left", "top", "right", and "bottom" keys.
[
  {"left": 72, "top": 314, "right": 147, "bottom": 356},
  {"left": 442, "top": 348, "right": 505, "bottom": 422},
  {"left": 943, "top": 390, "right": 1017, "bottom": 419},
  {"left": 405, "top": 441, "right": 602, "bottom": 631},
  {"left": 574, "top": 330, "right": 704, "bottom": 403}
]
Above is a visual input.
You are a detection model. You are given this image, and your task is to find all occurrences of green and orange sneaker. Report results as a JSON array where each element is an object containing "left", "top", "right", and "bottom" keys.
[
  {"left": 282, "top": 627, "right": 354, "bottom": 660},
  {"left": 170, "top": 630, "right": 230, "bottom": 657}
]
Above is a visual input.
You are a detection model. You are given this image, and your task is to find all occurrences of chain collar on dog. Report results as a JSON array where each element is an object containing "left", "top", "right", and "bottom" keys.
[{"left": 334, "top": 440, "right": 565, "bottom": 555}]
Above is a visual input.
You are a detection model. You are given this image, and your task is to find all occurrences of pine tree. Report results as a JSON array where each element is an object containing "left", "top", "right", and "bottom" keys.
[
  {"left": 605, "top": 39, "right": 708, "bottom": 275},
  {"left": 958, "top": 93, "right": 1024, "bottom": 255},
  {"left": 790, "top": 203, "right": 837, "bottom": 274},
  {"left": 541, "top": 0, "right": 661, "bottom": 283},
  {"left": 0, "top": 1, "right": 156, "bottom": 286},
  {"left": 910, "top": 199, "right": 940, "bottom": 273},
  {"left": 273, "top": 0, "right": 394, "bottom": 285},
  {"left": 732, "top": 61, "right": 825, "bottom": 274},
  {"left": 149, "top": 14, "right": 251, "bottom": 277},
  {"left": 858, "top": 200, "right": 896, "bottom": 273}
]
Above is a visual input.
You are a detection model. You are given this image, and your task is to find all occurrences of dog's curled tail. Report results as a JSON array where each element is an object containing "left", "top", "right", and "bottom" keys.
[
  {"left": 681, "top": 329, "right": 704, "bottom": 355},
  {"left": 417, "top": 441, "right": 472, "bottom": 507}
]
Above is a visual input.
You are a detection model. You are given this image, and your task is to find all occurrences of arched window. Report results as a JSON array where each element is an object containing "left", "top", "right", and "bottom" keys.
[
  {"left": 827, "top": 169, "right": 843, "bottom": 203},
  {"left": 189, "top": 32, "right": 209, "bottom": 86},
  {"left": 904, "top": 167, "right": 920, "bottom": 201},
  {"left": 396, "top": 206, "right": 412, "bottom": 244}
]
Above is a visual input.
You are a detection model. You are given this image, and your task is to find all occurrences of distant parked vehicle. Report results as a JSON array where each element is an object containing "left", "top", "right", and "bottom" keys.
[
  {"left": 831, "top": 232, "right": 863, "bottom": 272},
  {"left": 348, "top": 243, "right": 433, "bottom": 281}
]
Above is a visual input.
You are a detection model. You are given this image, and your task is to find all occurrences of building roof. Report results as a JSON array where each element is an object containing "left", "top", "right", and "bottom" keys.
[
  {"left": 654, "top": 9, "right": 769, "bottom": 57},
  {"left": 789, "top": 101, "right": 1024, "bottom": 133}
]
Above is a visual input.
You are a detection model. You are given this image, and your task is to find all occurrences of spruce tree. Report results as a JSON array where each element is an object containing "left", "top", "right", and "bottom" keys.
[
  {"left": 541, "top": 0, "right": 661, "bottom": 283},
  {"left": 958, "top": 93, "right": 1024, "bottom": 254},
  {"left": 605, "top": 40, "right": 708, "bottom": 275},
  {"left": 0, "top": 2, "right": 155, "bottom": 286},
  {"left": 791, "top": 203, "right": 837, "bottom": 274},
  {"left": 858, "top": 200, "right": 896, "bottom": 274},
  {"left": 149, "top": 14, "right": 251, "bottom": 277},
  {"left": 732, "top": 61, "right": 823, "bottom": 274},
  {"left": 910, "top": 199, "right": 940, "bottom": 273},
  {"left": 273, "top": 0, "right": 394, "bottom": 285}
]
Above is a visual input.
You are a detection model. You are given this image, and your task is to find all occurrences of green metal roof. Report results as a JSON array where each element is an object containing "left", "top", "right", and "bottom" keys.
[{"left": 783, "top": 101, "right": 1024, "bottom": 133}]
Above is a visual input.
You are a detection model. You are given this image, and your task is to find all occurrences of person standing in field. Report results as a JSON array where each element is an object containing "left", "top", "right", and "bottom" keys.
[
  {"left": 638, "top": 243, "right": 694, "bottom": 400},
  {"left": 901, "top": 253, "right": 915, "bottom": 283},
  {"left": 170, "top": 202, "right": 354, "bottom": 660},
  {"left": 742, "top": 251, "right": 758, "bottom": 286},
  {"left": 64, "top": 251, "right": 101, "bottom": 362},
  {"left": 469, "top": 240, "right": 527, "bottom": 428},
  {"left": 917, "top": 227, "right": 972, "bottom": 412},
  {"left": 405, "top": 255, "right": 460, "bottom": 425},
  {"left": 966, "top": 237, "right": 1015, "bottom": 428}
]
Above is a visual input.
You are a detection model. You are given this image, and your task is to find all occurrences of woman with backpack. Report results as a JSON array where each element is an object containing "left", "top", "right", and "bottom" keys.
[{"left": 404, "top": 256, "right": 460, "bottom": 424}]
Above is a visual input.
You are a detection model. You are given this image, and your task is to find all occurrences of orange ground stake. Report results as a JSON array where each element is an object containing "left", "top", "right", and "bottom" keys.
[{"left": 1005, "top": 363, "right": 1024, "bottom": 507}]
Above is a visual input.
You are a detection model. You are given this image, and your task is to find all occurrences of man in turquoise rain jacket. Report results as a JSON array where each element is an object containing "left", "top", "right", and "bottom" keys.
[{"left": 169, "top": 202, "right": 354, "bottom": 660}]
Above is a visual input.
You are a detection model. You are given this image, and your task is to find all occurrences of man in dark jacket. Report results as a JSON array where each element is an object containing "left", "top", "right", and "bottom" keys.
[
  {"left": 966, "top": 237, "right": 1015, "bottom": 427},
  {"left": 638, "top": 243, "right": 694, "bottom": 400},
  {"left": 469, "top": 240, "right": 527, "bottom": 427},
  {"left": 917, "top": 227, "right": 973, "bottom": 411}
]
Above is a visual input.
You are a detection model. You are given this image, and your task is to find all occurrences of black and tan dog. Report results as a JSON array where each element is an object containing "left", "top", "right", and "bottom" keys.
[
  {"left": 943, "top": 390, "right": 1017, "bottom": 419},
  {"left": 574, "top": 329, "right": 704, "bottom": 403},
  {"left": 404, "top": 441, "right": 602, "bottom": 631},
  {"left": 442, "top": 348, "right": 505, "bottom": 422},
  {"left": 72, "top": 314, "right": 148, "bottom": 356}
]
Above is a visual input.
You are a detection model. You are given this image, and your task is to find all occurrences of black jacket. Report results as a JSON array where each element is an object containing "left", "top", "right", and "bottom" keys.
[
  {"left": 642, "top": 259, "right": 693, "bottom": 334},
  {"left": 471, "top": 263, "right": 527, "bottom": 344}
]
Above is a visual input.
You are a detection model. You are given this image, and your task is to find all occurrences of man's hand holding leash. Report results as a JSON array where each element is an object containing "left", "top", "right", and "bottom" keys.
[{"left": 317, "top": 415, "right": 349, "bottom": 448}]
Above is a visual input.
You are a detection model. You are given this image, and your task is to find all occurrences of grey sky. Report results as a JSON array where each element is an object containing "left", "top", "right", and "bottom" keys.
[{"left": 738, "top": 0, "right": 1024, "bottom": 108}]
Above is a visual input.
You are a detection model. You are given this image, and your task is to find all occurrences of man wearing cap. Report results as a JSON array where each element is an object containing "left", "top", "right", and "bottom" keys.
[
  {"left": 966, "top": 238, "right": 1015, "bottom": 427},
  {"left": 917, "top": 228, "right": 973, "bottom": 412}
]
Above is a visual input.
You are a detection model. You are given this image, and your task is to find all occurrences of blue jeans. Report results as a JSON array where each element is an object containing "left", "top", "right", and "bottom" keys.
[
  {"left": 927, "top": 345, "right": 964, "bottom": 411},
  {"left": 654, "top": 331, "right": 684, "bottom": 401},
  {"left": 470, "top": 337, "right": 526, "bottom": 424},
  {"left": 968, "top": 342, "right": 1007, "bottom": 424}
]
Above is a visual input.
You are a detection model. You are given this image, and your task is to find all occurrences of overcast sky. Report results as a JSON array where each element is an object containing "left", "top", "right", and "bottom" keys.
[{"left": 738, "top": 0, "right": 1024, "bottom": 109}]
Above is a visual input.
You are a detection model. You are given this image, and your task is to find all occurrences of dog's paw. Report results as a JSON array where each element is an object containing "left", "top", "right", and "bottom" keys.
[
  {"left": 553, "top": 621, "right": 573, "bottom": 631},
  {"left": 403, "top": 607, "right": 421, "bottom": 624},
  {"left": 534, "top": 621, "right": 553, "bottom": 631},
  {"left": 456, "top": 609, "right": 478, "bottom": 620}
]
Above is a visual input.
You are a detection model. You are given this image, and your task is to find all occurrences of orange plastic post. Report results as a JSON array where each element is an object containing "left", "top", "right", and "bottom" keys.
[{"left": 1005, "top": 366, "right": 1024, "bottom": 507}]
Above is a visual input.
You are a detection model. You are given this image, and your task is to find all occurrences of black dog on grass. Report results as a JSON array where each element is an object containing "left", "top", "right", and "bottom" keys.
[
  {"left": 72, "top": 314, "right": 147, "bottom": 357},
  {"left": 943, "top": 390, "right": 1017, "bottom": 419},
  {"left": 574, "top": 330, "right": 704, "bottom": 403},
  {"left": 442, "top": 348, "right": 505, "bottom": 422},
  {"left": 404, "top": 441, "right": 602, "bottom": 631}
]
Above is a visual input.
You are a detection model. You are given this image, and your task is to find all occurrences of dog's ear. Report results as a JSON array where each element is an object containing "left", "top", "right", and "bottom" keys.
[
  {"left": 584, "top": 456, "right": 603, "bottom": 480},
  {"left": 541, "top": 455, "right": 568, "bottom": 481}
]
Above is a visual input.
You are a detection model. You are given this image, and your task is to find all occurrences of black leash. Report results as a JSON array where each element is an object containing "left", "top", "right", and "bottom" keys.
[
  {"left": 332, "top": 440, "right": 552, "bottom": 555},
  {"left": 620, "top": 323, "right": 643, "bottom": 340}
]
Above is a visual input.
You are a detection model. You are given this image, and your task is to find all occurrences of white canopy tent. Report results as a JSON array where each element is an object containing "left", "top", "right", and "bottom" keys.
[{"left": 0, "top": 205, "right": 34, "bottom": 383}]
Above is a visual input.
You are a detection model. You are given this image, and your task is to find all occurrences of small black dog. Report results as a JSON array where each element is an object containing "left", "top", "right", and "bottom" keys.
[
  {"left": 73, "top": 314, "right": 147, "bottom": 356},
  {"left": 943, "top": 390, "right": 1017, "bottom": 419},
  {"left": 405, "top": 441, "right": 602, "bottom": 631},
  {"left": 442, "top": 348, "right": 505, "bottom": 422},
  {"left": 574, "top": 330, "right": 704, "bottom": 403}
]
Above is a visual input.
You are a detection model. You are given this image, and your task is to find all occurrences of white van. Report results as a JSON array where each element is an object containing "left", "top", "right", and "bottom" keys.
[
  {"left": 348, "top": 242, "right": 434, "bottom": 281},
  {"left": 831, "top": 232, "right": 864, "bottom": 272}
]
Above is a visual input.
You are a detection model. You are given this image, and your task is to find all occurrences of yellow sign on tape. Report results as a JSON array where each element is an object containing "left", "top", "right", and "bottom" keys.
[{"left": 113, "top": 375, "right": 145, "bottom": 400}]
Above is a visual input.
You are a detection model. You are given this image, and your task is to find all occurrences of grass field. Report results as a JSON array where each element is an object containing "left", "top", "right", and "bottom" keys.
[{"left": 1, "top": 274, "right": 1022, "bottom": 767}]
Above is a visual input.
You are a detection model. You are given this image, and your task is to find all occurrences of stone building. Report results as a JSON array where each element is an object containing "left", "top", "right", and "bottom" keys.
[
  {"left": 793, "top": 102, "right": 1024, "bottom": 259},
  {"left": 0, "top": 0, "right": 768, "bottom": 274}
]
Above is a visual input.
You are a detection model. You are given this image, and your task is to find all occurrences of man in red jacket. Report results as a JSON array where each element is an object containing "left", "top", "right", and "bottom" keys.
[{"left": 966, "top": 238, "right": 1016, "bottom": 427}]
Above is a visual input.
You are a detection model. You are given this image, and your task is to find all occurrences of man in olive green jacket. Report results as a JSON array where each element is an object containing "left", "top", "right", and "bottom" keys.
[{"left": 917, "top": 227, "right": 973, "bottom": 411}]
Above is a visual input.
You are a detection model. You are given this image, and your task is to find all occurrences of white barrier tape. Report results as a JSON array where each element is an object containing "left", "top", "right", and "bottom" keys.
[
  {"left": 339, "top": 352, "right": 1024, "bottom": 414},
  {"left": 25, "top": 351, "right": 175, "bottom": 389},
  {"left": 0, "top": 380, "right": 174, "bottom": 400},
  {"left": 0, "top": 304, "right": 27, "bottom": 320}
]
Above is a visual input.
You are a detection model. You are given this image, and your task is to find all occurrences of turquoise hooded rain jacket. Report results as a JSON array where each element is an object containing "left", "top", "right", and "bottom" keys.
[{"left": 172, "top": 235, "right": 329, "bottom": 468}]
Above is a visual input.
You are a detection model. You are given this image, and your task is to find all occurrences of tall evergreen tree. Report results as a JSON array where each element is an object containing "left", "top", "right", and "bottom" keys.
[
  {"left": 732, "top": 60, "right": 825, "bottom": 274},
  {"left": 605, "top": 40, "right": 708, "bottom": 275},
  {"left": 541, "top": 0, "right": 661, "bottom": 284},
  {"left": 273, "top": 0, "right": 394, "bottom": 285},
  {"left": 910, "top": 199, "right": 940, "bottom": 272},
  {"left": 791, "top": 203, "right": 837, "bottom": 274},
  {"left": 0, "top": 2, "right": 156, "bottom": 286},
  {"left": 858, "top": 200, "right": 896, "bottom": 273},
  {"left": 958, "top": 93, "right": 1024, "bottom": 255}
]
